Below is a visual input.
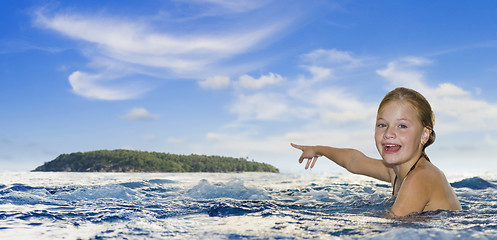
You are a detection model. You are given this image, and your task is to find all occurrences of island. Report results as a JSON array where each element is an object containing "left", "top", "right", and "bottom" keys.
[{"left": 32, "top": 149, "right": 279, "bottom": 173}]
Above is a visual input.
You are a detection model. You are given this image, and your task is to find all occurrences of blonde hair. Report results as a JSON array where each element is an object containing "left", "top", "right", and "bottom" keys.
[{"left": 378, "top": 87, "right": 436, "bottom": 159}]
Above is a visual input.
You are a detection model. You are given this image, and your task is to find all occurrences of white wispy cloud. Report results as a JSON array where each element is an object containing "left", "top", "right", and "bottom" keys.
[
  {"left": 228, "top": 49, "right": 376, "bottom": 125},
  {"left": 198, "top": 76, "right": 231, "bottom": 89},
  {"left": 376, "top": 57, "right": 432, "bottom": 92},
  {"left": 188, "top": 0, "right": 269, "bottom": 13},
  {"left": 121, "top": 108, "right": 159, "bottom": 120},
  {"left": 236, "top": 72, "right": 284, "bottom": 89},
  {"left": 33, "top": 4, "right": 291, "bottom": 100},
  {"left": 302, "top": 48, "right": 365, "bottom": 69},
  {"left": 199, "top": 72, "right": 284, "bottom": 90},
  {"left": 230, "top": 93, "right": 290, "bottom": 121},
  {"left": 69, "top": 71, "right": 148, "bottom": 100},
  {"left": 302, "top": 66, "right": 334, "bottom": 82}
]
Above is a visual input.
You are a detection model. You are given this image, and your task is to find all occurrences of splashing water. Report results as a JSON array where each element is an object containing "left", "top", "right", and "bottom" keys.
[{"left": 0, "top": 172, "right": 496, "bottom": 239}]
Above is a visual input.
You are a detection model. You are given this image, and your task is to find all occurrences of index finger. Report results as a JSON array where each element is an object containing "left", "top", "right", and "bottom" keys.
[{"left": 291, "top": 143, "right": 304, "bottom": 150}]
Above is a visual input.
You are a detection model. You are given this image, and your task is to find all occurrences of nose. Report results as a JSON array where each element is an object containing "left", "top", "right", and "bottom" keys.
[{"left": 384, "top": 126, "right": 396, "bottom": 139}]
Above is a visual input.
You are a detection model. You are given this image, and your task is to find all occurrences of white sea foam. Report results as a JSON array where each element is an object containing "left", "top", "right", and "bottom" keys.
[
  {"left": 186, "top": 178, "right": 270, "bottom": 200},
  {"left": 54, "top": 184, "right": 138, "bottom": 201}
]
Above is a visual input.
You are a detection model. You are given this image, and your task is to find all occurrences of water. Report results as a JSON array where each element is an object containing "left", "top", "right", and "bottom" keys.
[{"left": 0, "top": 172, "right": 496, "bottom": 239}]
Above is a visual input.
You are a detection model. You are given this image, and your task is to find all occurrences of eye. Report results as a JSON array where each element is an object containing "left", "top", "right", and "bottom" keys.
[
  {"left": 399, "top": 124, "right": 408, "bottom": 129},
  {"left": 376, "top": 123, "right": 387, "bottom": 128}
]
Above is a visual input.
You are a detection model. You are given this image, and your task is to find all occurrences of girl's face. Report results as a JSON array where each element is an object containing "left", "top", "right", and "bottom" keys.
[{"left": 375, "top": 100, "right": 430, "bottom": 166}]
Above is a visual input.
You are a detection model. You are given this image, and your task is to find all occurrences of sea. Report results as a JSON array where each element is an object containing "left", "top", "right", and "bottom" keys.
[{"left": 0, "top": 171, "right": 496, "bottom": 240}]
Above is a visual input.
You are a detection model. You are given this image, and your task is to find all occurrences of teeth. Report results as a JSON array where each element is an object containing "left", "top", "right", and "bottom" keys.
[{"left": 384, "top": 144, "right": 400, "bottom": 150}]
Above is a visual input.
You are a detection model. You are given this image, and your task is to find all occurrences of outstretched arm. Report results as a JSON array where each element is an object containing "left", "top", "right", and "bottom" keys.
[{"left": 291, "top": 143, "right": 393, "bottom": 183}]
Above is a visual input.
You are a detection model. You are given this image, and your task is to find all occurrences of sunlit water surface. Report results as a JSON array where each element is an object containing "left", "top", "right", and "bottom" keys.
[{"left": 0, "top": 172, "right": 496, "bottom": 239}]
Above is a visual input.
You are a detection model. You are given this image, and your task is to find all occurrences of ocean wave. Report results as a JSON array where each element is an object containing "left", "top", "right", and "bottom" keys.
[
  {"left": 0, "top": 184, "right": 60, "bottom": 205},
  {"left": 0, "top": 184, "right": 139, "bottom": 206},
  {"left": 185, "top": 178, "right": 270, "bottom": 200},
  {"left": 53, "top": 184, "right": 139, "bottom": 202},
  {"left": 147, "top": 178, "right": 177, "bottom": 184},
  {"left": 451, "top": 177, "right": 496, "bottom": 190},
  {"left": 207, "top": 200, "right": 277, "bottom": 217}
]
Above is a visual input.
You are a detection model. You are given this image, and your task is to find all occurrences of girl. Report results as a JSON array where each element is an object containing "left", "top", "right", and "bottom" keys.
[{"left": 291, "top": 87, "right": 461, "bottom": 217}]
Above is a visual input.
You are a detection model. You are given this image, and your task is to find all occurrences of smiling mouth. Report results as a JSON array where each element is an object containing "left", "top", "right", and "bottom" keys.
[{"left": 383, "top": 144, "right": 401, "bottom": 152}]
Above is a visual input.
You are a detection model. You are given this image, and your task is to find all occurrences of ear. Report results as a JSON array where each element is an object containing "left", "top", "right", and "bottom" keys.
[{"left": 421, "top": 127, "right": 432, "bottom": 145}]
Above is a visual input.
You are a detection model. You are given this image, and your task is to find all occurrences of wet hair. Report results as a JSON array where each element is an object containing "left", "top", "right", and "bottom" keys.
[{"left": 378, "top": 87, "right": 436, "bottom": 160}]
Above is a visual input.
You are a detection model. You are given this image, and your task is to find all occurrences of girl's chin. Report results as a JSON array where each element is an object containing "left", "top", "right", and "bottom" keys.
[{"left": 381, "top": 155, "right": 401, "bottom": 165}]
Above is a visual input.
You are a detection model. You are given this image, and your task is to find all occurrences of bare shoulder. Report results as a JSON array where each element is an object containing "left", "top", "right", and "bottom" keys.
[
  {"left": 403, "top": 160, "right": 444, "bottom": 191},
  {"left": 404, "top": 160, "right": 462, "bottom": 211},
  {"left": 390, "top": 161, "right": 440, "bottom": 216}
]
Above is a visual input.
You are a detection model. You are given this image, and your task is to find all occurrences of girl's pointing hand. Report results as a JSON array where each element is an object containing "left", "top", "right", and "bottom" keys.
[{"left": 291, "top": 143, "right": 321, "bottom": 170}]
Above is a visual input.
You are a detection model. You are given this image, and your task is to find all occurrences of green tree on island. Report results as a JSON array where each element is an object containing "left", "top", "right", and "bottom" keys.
[{"left": 33, "top": 150, "right": 279, "bottom": 173}]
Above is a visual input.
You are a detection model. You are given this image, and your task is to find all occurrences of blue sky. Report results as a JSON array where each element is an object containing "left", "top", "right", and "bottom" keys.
[{"left": 2, "top": 0, "right": 497, "bottom": 173}]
